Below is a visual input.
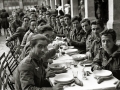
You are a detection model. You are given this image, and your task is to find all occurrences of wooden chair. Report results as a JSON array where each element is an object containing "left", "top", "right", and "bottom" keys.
[
  {"left": 4, "top": 50, "right": 19, "bottom": 76},
  {"left": 0, "top": 52, "right": 15, "bottom": 90},
  {"left": 0, "top": 52, "right": 8, "bottom": 90},
  {"left": 0, "top": 52, "right": 5, "bottom": 62}
]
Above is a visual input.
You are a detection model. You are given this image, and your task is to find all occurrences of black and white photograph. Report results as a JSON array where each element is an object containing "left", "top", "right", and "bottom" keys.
[{"left": 0, "top": 0, "right": 120, "bottom": 90}]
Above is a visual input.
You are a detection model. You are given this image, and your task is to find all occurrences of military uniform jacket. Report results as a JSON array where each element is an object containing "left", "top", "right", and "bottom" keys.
[
  {"left": 92, "top": 45, "right": 120, "bottom": 80},
  {"left": 15, "top": 55, "right": 53, "bottom": 90}
]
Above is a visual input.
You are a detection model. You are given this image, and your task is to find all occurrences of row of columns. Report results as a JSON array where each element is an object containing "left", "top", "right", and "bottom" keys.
[
  {"left": 45, "top": 0, "right": 95, "bottom": 19},
  {"left": 45, "top": 0, "right": 79, "bottom": 18},
  {"left": 0, "top": 0, "right": 24, "bottom": 9}
]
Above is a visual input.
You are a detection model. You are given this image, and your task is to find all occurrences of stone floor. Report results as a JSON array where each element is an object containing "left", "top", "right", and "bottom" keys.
[{"left": 0, "top": 30, "right": 9, "bottom": 56}]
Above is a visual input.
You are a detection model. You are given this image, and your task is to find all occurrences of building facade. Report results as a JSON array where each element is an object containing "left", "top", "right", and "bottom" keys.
[{"left": 0, "top": 0, "right": 120, "bottom": 39}]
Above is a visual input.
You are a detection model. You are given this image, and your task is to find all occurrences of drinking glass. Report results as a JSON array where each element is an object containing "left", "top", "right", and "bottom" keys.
[
  {"left": 66, "top": 62, "right": 71, "bottom": 69},
  {"left": 72, "top": 68, "right": 78, "bottom": 78}
]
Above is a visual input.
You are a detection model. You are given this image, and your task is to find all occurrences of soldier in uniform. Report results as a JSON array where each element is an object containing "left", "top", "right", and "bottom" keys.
[
  {"left": 15, "top": 34, "right": 63, "bottom": 90},
  {"left": 92, "top": 29, "right": 120, "bottom": 80}
]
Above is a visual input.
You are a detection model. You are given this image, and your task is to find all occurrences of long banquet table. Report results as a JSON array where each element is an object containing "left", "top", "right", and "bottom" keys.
[{"left": 49, "top": 54, "right": 118, "bottom": 90}]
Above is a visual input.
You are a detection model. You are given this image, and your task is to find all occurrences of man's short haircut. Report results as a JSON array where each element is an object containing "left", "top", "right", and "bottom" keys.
[
  {"left": 71, "top": 16, "right": 81, "bottom": 22},
  {"left": 30, "top": 19, "right": 36, "bottom": 24},
  {"left": 30, "top": 13, "right": 37, "bottom": 18},
  {"left": 64, "top": 14, "right": 71, "bottom": 19},
  {"left": 80, "top": 18, "right": 90, "bottom": 25},
  {"left": 22, "top": 15, "right": 30, "bottom": 20},
  {"left": 30, "top": 34, "right": 48, "bottom": 48},
  {"left": 91, "top": 19, "right": 104, "bottom": 29},
  {"left": 37, "top": 19, "right": 47, "bottom": 25},
  {"left": 37, "top": 24, "right": 53, "bottom": 34},
  {"left": 100, "top": 29, "right": 116, "bottom": 42},
  {"left": 59, "top": 16, "right": 64, "bottom": 19}
]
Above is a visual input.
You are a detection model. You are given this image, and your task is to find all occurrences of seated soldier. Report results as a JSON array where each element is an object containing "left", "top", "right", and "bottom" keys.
[
  {"left": 55, "top": 15, "right": 61, "bottom": 34},
  {"left": 15, "top": 34, "right": 63, "bottom": 90},
  {"left": 21, "top": 20, "right": 37, "bottom": 46},
  {"left": 37, "top": 24, "right": 56, "bottom": 43},
  {"left": 64, "top": 14, "right": 71, "bottom": 37},
  {"left": 92, "top": 29, "right": 120, "bottom": 80},
  {"left": 45, "top": 11, "right": 51, "bottom": 24},
  {"left": 19, "top": 25, "right": 56, "bottom": 62},
  {"left": 6, "top": 16, "right": 29, "bottom": 44},
  {"left": 86, "top": 20, "right": 104, "bottom": 60},
  {"left": 70, "top": 16, "right": 82, "bottom": 41},
  {"left": 69, "top": 18, "right": 91, "bottom": 54},
  {"left": 50, "top": 14, "right": 56, "bottom": 29},
  {"left": 57, "top": 16, "right": 66, "bottom": 37},
  {"left": 10, "top": 13, "right": 22, "bottom": 34}
]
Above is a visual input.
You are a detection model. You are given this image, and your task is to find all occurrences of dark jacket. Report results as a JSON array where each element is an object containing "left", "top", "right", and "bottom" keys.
[
  {"left": 15, "top": 55, "right": 52, "bottom": 90},
  {"left": 89, "top": 37, "right": 101, "bottom": 59},
  {"left": 0, "top": 11, "right": 9, "bottom": 29},
  {"left": 7, "top": 27, "right": 28, "bottom": 44},
  {"left": 92, "top": 45, "right": 120, "bottom": 80},
  {"left": 10, "top": 20, "right": 22, "bottom": 33},
  {"left": 57, "top": 26, "right": 66, "bottom": 37},
  {"left": 21, "top": 30, "right": 33, "bottom": 46},
  {"left": 70, "top": 29, "right": 91, "bottom": 53}
]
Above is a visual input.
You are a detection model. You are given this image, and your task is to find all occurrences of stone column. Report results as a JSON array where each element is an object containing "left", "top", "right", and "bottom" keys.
[
  {"left": 55, "top": 0, "right": 60, "bottom": 5},
  {"left": 107, "top": 0, "right": 120, "bottom": 40},
  {"left": 84, "top": 0, "right": 95, "bottom": 20},
  {"left": 19, "top": 0, "right": 23, "bottom": 9},
  {"left": 46, "top": 0, "right": 50, "bottom": 6},
  {"left": 0, "top": 0, "right": 3, "bottom": 9},
  {"left": 38, "top": 0, "right": 42, "bottom": 6},
  {"left": 50, "top": 0, "right": 55, "bottom": 9},
  {"left": 61, "top": 0, "right": 68, "bottom": 11},
  {"left": 70, "top": 0, "right": 79, "bottom": 18}
]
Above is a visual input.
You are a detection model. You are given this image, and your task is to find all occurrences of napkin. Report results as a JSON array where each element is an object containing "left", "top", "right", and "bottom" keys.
[
  {"left": 74, "top": 77, "right": 83, "bottom": 86},
  {"left": 95, "top": 75, "right": 113, "bottom": 84}
]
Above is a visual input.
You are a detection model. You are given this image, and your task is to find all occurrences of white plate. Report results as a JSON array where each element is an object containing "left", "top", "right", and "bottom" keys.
[
  {"left": 55, "top": 79, "right": 74, "bottom": 85},
  {"left": 54, "top": 73, "right": 73, "bottom": 83},
  {"left": 68, "top": 46, "right": 74, "bottom": 49},
  {"left": 72, "top": 54, "right": 86, "bottom": 61},
  {"left": 93, "top": 70, "right": 112, "bottom": 77},
  {"left": 49, "top": 64, "right": 65, "bottom": 70},
  {"left": 65, "top": 49, "right": 78, "bottom": 54}
]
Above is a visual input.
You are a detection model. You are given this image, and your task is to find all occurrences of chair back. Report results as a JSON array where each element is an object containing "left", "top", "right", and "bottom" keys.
[{"left": 0, "top": 52, "right": 15, "bottom": 90}]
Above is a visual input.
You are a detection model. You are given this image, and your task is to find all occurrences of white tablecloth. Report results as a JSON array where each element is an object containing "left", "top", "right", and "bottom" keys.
[{"left": 49, "top": 55, "right": 118, "bottom": 90}]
